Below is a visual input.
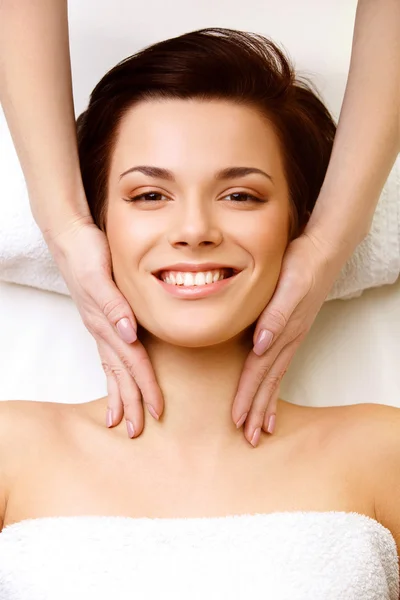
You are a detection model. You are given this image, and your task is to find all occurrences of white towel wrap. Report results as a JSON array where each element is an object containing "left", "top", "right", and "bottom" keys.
[{"left": 0, "top": 511, "right": 398, "bottom": 599}]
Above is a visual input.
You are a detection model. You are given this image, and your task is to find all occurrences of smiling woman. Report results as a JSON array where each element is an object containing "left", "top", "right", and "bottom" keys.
[
  {"left": 103, "top": 97, "right": 293, "bottom": 348},
  {"left": 1, "top": 25, "right": 400, "bottom": 600},
  {"left": 75, "top": 27, "right": 335, "bottom": 350}
]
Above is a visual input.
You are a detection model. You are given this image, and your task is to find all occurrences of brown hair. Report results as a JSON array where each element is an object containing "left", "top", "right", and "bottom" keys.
[{"left": 76, "top": 27, "right": 336, "bottom": 240}]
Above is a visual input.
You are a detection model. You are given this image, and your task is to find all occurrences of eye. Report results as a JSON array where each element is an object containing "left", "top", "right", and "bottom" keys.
[
  {"left": 123, "top": 191, "right": 266, "bottom": 204},
  {"left": 123, "top": 192, "right": 167, "bottom": 203},
  {"left": 224, "top": 192, "right": 265, "bottom": 203}
]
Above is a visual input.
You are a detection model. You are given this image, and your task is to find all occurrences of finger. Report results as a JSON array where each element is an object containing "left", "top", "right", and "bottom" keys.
[
  {"left": 253, "top": 270, "right": 306, "bottom": 356},
  {"left": 262, "top": 385, "right": 280, "bottom": 434},
  {"left": 104, "top": 368, "right": 124, "bottom": 426},
  {"left": 101, "top": 356, "right": 124, "bottom": 427},
  {"left": 242, "top": 382, "right": 281, "bottom": 445},
  {"left": 231, "top": 347, "right": 278, "bottom": 427},
  {"left": 240, "top": 384, "right": 280, "bottom": 444},
  {"left": 98, "top": 338, "right": 145, "bottom": 438},
  {"left": 243, "top": 341, "right": 301, "bottom": 447},
  {"left": 93, "top": 320, "right": 164, "bottom": 419},
  {"left": 92, "top": 275, "right": 138, "bottom": 344}
]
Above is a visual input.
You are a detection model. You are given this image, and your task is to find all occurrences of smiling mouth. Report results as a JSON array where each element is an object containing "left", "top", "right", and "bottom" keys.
[{"left": 154, "top": 268, "right": 239, "bottom": 287}]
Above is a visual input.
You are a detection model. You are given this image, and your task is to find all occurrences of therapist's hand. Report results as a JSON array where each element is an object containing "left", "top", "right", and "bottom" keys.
[
  {"left": 46, "top": 217, "right": 164, "bottom": 438},
  {"left": 232, "top": 228, "right": 354, "bottom": 447}
]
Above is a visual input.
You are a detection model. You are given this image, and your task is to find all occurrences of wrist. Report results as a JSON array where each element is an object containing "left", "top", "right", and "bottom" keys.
[
  {"left": 30, "top": 178, "right": 93, "bottom": 240},
  {"left": 43, "top": 213, "right": 95, "bottom": 256},
  {"left": 303, "top": 219, "right": 361, "bottom": 267},
  {"left": 305, "top": 199, "right": 367, "bottom": 257}
]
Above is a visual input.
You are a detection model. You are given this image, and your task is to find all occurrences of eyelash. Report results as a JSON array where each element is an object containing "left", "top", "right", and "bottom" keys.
[{"left": 124, "top": 191, "right": 266, "bottom": 204}]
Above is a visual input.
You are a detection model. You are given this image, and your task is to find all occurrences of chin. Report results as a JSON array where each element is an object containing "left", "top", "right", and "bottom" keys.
[{"left": 138, "top": 314, "right": 249, "bottom": 349}]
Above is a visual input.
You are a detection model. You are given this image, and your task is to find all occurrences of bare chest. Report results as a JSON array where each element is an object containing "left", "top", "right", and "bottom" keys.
[{"left": 3, "top": 417, "right": 374, "bottom": 529}]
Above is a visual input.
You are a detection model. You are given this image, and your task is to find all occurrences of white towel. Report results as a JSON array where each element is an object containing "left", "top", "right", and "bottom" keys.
[
  {"left": 0, "top": 511, "right": 397, "bottom": 599},
  {"left": 1, "top": 109, "right": 399, "bottom": 300}
]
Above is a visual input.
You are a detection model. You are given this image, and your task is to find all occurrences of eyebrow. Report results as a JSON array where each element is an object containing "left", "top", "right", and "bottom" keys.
[{"left": 119, "top": 165, "right": 274, "bottom": 185}]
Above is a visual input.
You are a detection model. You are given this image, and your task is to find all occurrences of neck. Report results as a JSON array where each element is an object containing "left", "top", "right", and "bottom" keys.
[{"left": 133, "top": 327, "right": 255, "bottom": 457}]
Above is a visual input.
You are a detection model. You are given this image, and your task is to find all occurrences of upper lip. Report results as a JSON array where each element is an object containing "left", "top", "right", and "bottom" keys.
[{"left": 152, "top": 262, "right": 242, "bottom": 275}]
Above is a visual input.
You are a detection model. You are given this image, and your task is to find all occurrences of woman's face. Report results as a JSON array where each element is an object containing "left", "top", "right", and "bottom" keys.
[{"left": 106, "top": 99, "right": 291, "bottom": 347}]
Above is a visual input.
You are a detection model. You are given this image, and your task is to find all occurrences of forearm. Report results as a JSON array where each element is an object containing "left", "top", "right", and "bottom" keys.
[
  {"left": 0, "top": 0, "right": 92, "bottom": 240},
  {"left": 306, "top": 0, "right": 400, "bottom": 256}
]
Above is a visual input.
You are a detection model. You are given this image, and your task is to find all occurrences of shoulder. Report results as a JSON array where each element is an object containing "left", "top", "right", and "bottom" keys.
[
  {"left": 355, "top": 403, "right": 400, "bottom": 513},
  {"left": 0, "top": 398, "right": 59, "bottom": 456},
  {"left": 282, "top": 400, "right": 400, "bottom": 447},
  {"left": 338, "top": 401, "right": 400, "bottom": 439},
  {"left": 335, "top": 402, "right": 400, "bottom": 551},
  {"left": 0, "top": 401, "right": 35, "bottom": 528},
  {"left": 0, "top": 400, "right": 70, "bottom": 529},
  {"left": 342, "top": 402, "right": 400, "bottom": 454},
  {"left": 321, "top": 401, "right": 400, "bottom": 464},
  {"left": 308, "top": 402, "right": 400, "bottom": 523},
  {"left": 0, "top": 399, "right": 65, "bottom": 446},
  {"left": 303, "top": 401, "right": 400, "bottom": 441},
  {"left": 0, "top": 400, "right": 44, "bottom": 467},
  {"left": 292, "top": 401, "right": 400, "bottom": 495}
]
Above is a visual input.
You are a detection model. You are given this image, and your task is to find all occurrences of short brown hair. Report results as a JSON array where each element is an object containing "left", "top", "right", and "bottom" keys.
[{"left": 76, "top": 27, "right": 336, "bottom": 239}]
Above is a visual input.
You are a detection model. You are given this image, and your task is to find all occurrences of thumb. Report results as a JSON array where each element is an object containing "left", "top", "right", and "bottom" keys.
[
  {"left": 252, "top": 274, "right": 300, "bottom": 356},
  {"left": 97, "top": 277, "right": 138, "bottom": 344}
]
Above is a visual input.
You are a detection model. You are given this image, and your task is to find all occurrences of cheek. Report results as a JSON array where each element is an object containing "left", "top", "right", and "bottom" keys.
[
  {"left": 243, "top": 213, "right": 289, "bottom": 314},
  {"left": 108, "top": 204, "right": 145, "bottom": 247},
  {"left": 239, "top": 210, "right": 289, "bottom": 268},
  {"left": 105, "top": 205, "right": 149, "bottom": 287}
]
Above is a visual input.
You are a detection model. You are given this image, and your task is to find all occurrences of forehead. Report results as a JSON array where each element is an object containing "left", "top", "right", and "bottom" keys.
[{"left": 110, "top": 99, "right": 285, "bottom": 178}]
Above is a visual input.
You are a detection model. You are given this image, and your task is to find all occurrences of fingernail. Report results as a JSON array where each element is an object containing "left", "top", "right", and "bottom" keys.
[
  {"left": 116, "top": 318, "right": 137, "bottom": 344},
  {"left": 253, "top": 329, "right": 273, "bottom": 356},
  {"left": 147, "top": 404, "right": 160, "bottom": 420},
  {"left": 236, "top": 412, "right": 248, "bottom": 429},
  {"left": 126, "top": 420, "right": 136, "bottom": 438},
  {"left": 106, "top": 408, "right": 114, "bottom": 428},
  {"left": 267, "top": 414, "right": 276, "bottom": 434},
  {"left": 250, "top": 427, "right": 261, "bottom": 447}
]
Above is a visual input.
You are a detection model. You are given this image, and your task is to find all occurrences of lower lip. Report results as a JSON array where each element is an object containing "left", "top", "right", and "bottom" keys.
[{"left": 153, "top": 272, "right": 240, "bottom": 299}]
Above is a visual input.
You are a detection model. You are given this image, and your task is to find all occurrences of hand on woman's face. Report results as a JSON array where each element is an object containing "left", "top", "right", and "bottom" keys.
[{"left": 105, "top": 98, "right": 291, "bottom": 348}]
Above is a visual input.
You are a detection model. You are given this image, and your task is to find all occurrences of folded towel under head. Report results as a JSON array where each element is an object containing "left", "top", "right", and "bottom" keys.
[
  {"left": 0, "top": 511, "right": 398, "bottom": 600},
  {"left": 1, "top": 110, "right": 399, "bottom": 300}
]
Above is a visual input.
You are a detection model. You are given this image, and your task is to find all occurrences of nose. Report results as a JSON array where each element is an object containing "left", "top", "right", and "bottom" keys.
[{"left": 167, "top": 196, "right": 223, "bottom": 249}]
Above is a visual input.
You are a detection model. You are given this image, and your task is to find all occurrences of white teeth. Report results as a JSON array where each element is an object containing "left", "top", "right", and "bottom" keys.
[
  {"left": 160, "top": 269, "right": 232, "bottom": 287},
  {"left": 183, "top": 272, "right": 193, "bottom": 287},
  {"left": 194, "top": 272, "right": 206, "bottom": 286}
]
